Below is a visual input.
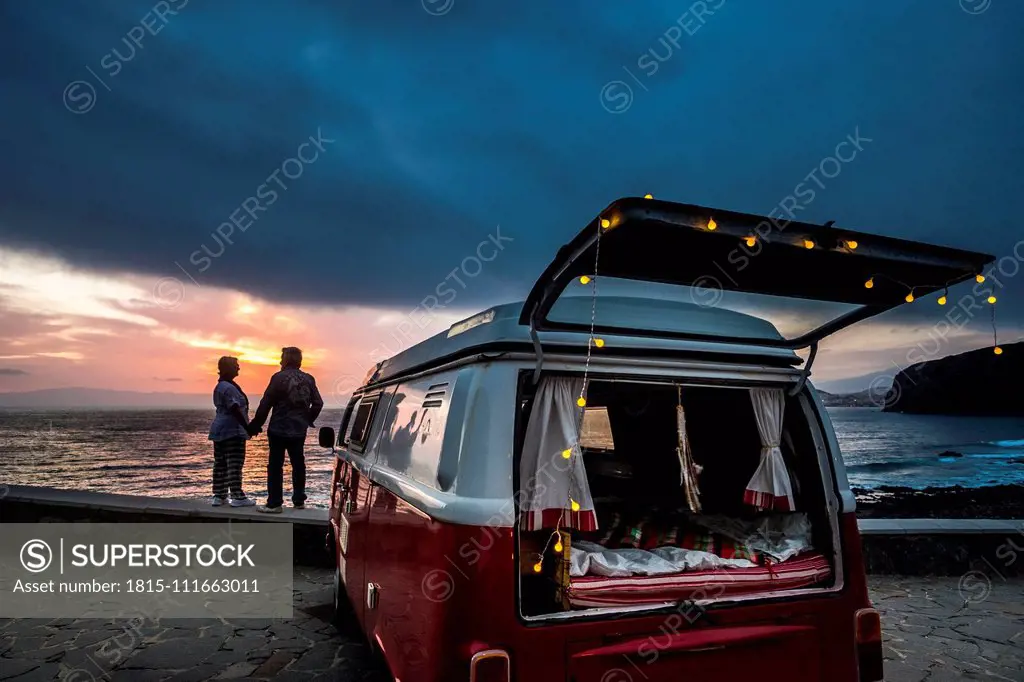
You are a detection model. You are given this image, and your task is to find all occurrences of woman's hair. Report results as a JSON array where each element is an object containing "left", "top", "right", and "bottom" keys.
[{"left": 217, "top": 356, "right": 239, "bottom": 376}]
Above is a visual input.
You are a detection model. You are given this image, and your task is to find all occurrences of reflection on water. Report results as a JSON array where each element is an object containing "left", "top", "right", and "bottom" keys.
[{"left": 0, "top": 408, "right": 345, "bottom": 507}]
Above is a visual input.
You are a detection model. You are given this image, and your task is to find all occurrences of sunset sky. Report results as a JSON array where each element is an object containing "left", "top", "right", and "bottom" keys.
[{"left": 1, "top": 1, "right": 1023, "bottom": 403}]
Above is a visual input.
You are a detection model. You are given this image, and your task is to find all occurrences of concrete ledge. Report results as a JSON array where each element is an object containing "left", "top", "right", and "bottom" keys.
[
  {"left": 0, "top": 485, "right": 332, "bottom": 567},
  {"left": 0, "top": 484, "right": 329, "bottom": 525},
  {"left": 858, "top": 518, "right": 1023, "bottom": 535}
]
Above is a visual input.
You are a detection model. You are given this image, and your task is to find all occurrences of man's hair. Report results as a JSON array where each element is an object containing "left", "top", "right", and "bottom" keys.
[
  {"left": 281, "top": 347, "right": 302, "bottom": 368},
  {"left": 217, "top": 356, "right": 238, "bottom": 375}
]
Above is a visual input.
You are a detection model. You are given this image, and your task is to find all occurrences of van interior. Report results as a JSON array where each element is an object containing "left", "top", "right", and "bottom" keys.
[{"left": 517, "top": 377, "right": 837, "bottom": 618}]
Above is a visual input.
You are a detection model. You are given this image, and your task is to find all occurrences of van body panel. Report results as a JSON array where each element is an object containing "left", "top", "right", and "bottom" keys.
[
  {"left": 333, "top": 510, "right": 868, "bottom": 681},
  {"left": 567, "top": 625, "right": 822, "bottom": 680}
]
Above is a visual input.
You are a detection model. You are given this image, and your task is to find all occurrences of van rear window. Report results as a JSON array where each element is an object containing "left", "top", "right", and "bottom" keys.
[{"left": 347, "top": 398, "right": 378, "bottom": 452}]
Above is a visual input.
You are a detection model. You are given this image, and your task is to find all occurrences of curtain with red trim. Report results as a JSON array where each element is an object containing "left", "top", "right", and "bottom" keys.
[
  {"left": 743, "top": 388, "right": 795, "bottom": 511},
  {"left": 519, "top": 377, "right": 598, "bottom": 531}
]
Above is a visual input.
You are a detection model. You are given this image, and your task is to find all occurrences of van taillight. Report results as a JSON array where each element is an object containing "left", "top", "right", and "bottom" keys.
[
  {"left": 469, "top": 649, "right": 510, "bottom": 682},
  {"left": 854, "top": 608, "right": 883, "bottom": 681}
]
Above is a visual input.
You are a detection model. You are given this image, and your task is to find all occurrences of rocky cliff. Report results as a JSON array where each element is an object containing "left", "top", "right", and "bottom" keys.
[{"left": 883, "top": 342, "right": 1024, "bottom": 415}]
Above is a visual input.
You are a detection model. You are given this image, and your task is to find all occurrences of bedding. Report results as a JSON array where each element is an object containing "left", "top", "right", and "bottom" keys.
[
  {"left": 570, "top": 540, "right": 755, "bottom": 578},
  {"left": 566, "top": 551, "right": 832, "bottom": 608},
  {"left": 571, "top": 510, "right": 813, "bottom": 578}
]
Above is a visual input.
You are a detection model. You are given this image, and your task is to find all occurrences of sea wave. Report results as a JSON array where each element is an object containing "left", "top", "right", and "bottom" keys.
[
  {"left": 986, "top": 439, "right": 1024, "bottom": 448},
  {"left": 848, "top": 453, "right": 1024, "bottom": 473},
  {"left": 846, "top": 459, "right": 930, "bottom": 473}
]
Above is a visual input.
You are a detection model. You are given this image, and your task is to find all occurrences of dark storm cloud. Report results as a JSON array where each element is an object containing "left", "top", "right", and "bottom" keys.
[
  {"left": 1, "top": 0, "right": 1023, "bottom": 336},
  {"left": 0, "top": 369, "right": 29, "bottom": 376}
]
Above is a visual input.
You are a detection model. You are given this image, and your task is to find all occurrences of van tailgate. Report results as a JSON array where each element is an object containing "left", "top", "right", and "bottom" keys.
[{"left": 568, "top": 624, "right": 821, "bottom": 680}]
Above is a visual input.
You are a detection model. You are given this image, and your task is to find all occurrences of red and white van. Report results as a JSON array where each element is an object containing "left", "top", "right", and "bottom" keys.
[{"left": 319, "top": 197, "right": 994, "bottom": 681}]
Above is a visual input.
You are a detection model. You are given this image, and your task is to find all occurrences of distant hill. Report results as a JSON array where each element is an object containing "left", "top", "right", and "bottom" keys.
[
  {"left": 818, "top": 389, "right": 878, "bottom": 408},
  {"left": 883, "top": 342, "right": 1024, "bottom": 416},
  {"left": 0, "top": 387, "right": 216, "bottom": 409}
]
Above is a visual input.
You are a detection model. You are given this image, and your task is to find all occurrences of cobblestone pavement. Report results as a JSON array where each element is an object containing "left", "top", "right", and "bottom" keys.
[
  {"left": 1, "top": 572, "right": 1021, "bottom": 680},
  {"left": 872, "top": 575, "right": 1024, "bottom": 681},
  {"left": 0, "top": 567, "right": 390, "bottom": 681}
]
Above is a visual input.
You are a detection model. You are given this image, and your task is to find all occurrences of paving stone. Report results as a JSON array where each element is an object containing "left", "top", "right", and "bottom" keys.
[
  {"left": 0, "top": 660, "right": 43, "bottom": 681},
  {"left": 212, "top": 661, "right": 257, "bottom": 679},
  {"left": 160, "top": 663, "right": 225, "bottom": 682},
  {"left": 287, "top": 641, "right": 342, "bottom": 672},
  {"left": 221, "top": 634, "right": 268, "bottom": 652},
  {"left": 108, "top": 669, "right": 174, "bottom": 682},
  {"left": 5, "top": 662, "right": 60, "bottom": 681},
  {"left": 251, "top": 650, "right": 296, "bottom": 678},
  {"left": 123, "top": 637, "right": 223, "bottom": 670}
]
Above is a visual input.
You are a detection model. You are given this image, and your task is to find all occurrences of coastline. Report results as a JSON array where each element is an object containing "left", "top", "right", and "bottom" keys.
[{"left": 854, "top": 483, "right": 1024, "bottom": 519}]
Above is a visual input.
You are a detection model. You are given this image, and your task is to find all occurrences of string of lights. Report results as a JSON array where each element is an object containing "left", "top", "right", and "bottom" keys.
[{"left": 533, "top": 198, "right": 610, "bottom": 574}]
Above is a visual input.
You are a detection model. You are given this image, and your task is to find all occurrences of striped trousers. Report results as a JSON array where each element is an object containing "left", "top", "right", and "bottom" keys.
[{"left": 212, "top": 437, "right": 247, "bottom": 500}]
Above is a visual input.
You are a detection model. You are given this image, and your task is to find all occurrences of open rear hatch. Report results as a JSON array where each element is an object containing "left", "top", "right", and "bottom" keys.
[{"left": 522, "top": 197, "right": 995, "bottom": 349}]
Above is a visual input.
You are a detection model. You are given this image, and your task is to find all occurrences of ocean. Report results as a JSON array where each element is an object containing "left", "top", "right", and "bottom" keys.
[{"left": 1, "top": 407, "right": 1023, "bottom": 507}]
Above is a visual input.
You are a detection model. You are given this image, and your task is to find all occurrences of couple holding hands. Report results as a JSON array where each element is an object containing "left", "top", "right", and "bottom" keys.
[{"left": 208, "top": 346, "right": 324, "bottom": 513}]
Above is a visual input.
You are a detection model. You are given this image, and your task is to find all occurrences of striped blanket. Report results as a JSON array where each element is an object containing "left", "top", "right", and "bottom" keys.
[{"left": 566, "top": 552, "right": 831, "bottom": 608}]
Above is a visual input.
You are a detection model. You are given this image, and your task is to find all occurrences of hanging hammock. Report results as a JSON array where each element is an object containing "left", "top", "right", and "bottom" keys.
[{"left": 676, "top": 386, "right": 703, "bottom": 513}]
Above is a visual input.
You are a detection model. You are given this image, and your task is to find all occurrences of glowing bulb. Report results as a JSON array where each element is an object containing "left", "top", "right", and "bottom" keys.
[
  {"left": 976, "top": 274, "right": 986, "bottom": 283},
  {"left": 905, "top": 292, "right": 915, "bottom": 303},
  {"left": 570, "top": 500, "right": 581, "bottom": 512},
  {"left": 594, "top": 338, "right": 605, "bottom": 348},
  {"left": 744, "top": 236, "right": 756, "bottom": 247},
  {"left": 995, "top": 346, "right": 1004, "bottom": 355},
  {"left": 988, "top": 295, "right": 997, "bottom": 304},
  {"left": 533, "top": 562, "right": 543, "bottom": 573},
  {"left": 579, "top": 275, "right": 591, "bottom": 284},
  {"left": 846, "top": 240, "right": 858, "bottom": 250},
  {"left": 864, "top": 278, "right": 874, "bottom": 289},
  {"left": 561, "top": 448, "right": 572, "bottom": 460},
  {"left": 803, "top": 239, "right": 815, "bottom": 249},
  {"left": 554, "top": 541, "right": 563, "bottom": 553},
  {"left": 938, "top": 295, "right": 947, "bottom": 305},
  {"left": 644, "top": 194, "right": 653, "bottom": 199},
  {"left": 576, "top": 397, "right": 586, "bottom": 407},
  {"left": 600, "top": 218, "right": 610, "bottom": 229},
  {"left": 707, "top": 218, "right": 717, "bottom": 231}
]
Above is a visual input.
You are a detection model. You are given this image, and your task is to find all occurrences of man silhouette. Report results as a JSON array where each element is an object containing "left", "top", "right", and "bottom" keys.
[{"left": 249, "top": 347, "right": 324, "bottom": 513}]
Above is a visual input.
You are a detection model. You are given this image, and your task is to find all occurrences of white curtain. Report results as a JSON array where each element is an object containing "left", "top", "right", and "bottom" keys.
[
  {"left": 519, "top": 377, "right": 597, "bottom": 531},
  {"left": 743, "top": 388, "right": 795, "bottom": 511}
]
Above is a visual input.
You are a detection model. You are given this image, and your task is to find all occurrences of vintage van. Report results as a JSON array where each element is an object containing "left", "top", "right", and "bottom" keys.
[{"left": 319, "top": 197, "right": 994, "bottom": 682}]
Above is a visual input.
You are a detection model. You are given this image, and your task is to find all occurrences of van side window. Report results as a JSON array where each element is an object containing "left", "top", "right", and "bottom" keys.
[
  {"left": 346, "top": 396, "right": 379, "bottom": 453},
  {"left": 375, "top": 374, "right": 456, "bottom": 489},
  {"left": 337, "top": 396, "right": 359, "bottom": 446}
]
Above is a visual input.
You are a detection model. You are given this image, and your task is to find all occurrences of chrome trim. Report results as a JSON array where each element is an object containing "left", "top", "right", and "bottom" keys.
[{"left": 469, "top": 649, "right": 510, "bottom": 682}]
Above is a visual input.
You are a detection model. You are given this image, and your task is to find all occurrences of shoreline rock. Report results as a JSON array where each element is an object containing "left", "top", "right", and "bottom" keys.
[{"left": 854, "top": 483, "right": 1024, "bottom": 519}]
